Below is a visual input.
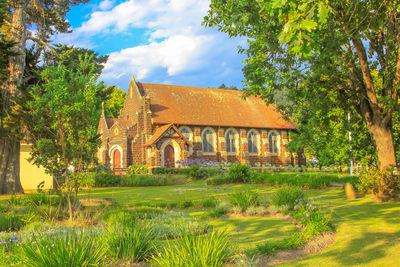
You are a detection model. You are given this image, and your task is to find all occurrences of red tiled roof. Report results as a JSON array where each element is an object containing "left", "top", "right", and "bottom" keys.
[
  {"left": 106, "top": 118, "right": 116, "bottom": 128},
  {"left": 144, "top": 124, "right": 192, "bottom": 147},
  {"left": 140, "top": 83, "right": 295, "bottom": 129},
  {"left": 106, "top": 118, "right": 130, "bottom": 129}
]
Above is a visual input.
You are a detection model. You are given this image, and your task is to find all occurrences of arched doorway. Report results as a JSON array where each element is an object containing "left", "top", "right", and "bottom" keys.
[
  {"left": 113, "top": 149, "right": 121, "bottom": 169},
  {"left": 164, "top": 144, "right": 175, "bottom": 168}
]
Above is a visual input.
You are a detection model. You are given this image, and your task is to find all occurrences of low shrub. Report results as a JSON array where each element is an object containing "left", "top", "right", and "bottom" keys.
[
  {"left": 357, "top": 167, "right": 400, "bottom": 200},
  {"left": 252, "top": 197, "right": 332, "bottom": 257},
  {"left": 206, "top": 175, "right": 232, "bottom": 185},
  {"left": 128, "top": 164, "right": 149, "bottom": 175},
  {"left": 201, "top": 208, "right": 227, "bottom": 219},
  {"left": 245, "top": 206, "right": 265, "bottom": 216},
  {"left": 270, "top": 186, "right": 305, "bottom": 211},
  {"left": 133, "top": 206, "right": 166, "bottom": 219},
  {"left": 292, "top": 198, "right": 332, "bottom": 238},
  {"left": 228, "top": 164, "right": 251, "bottom": 183},
  {"left": 199, "top": 198, "right": 217, "bottom": 208},
  {"left": 20, "top": 229, "right": 107, "bottom": 267},
  {"left": 93, "top": 171, "right": 121, "bottom": 187},
  {"left": 106, "top": 226, "right": 156, "bottom": 262},
  {"left": 180, "top": 200, "right": 195, "bottom": 208},
  {"left": 139, "top": 211, "right": 208, "bottom": 238},
  {"left": 121, "top": 175, "right": 166, "bottom": 186},
  {"left": 254, "top": 172, "right": 356, "bottom": 189},
  {"left": 151, "top": 231, "right": 232, "bottom": 267},
  {"left": 229, "top": 190, "right": 259, "bottom": 212},
  {"left": 0, "top": 213, "right": 26, "bottom": 232},
  {"left": 102, "top": 209, "right": 136, "bottom": 227}
]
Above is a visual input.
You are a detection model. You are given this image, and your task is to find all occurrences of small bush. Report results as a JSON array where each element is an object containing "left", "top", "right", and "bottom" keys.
[
  {"left": 245, "top": 206, "right": 265, "bottom": 216},
  {"left": 128, "top": 164, "right": 149, "bottom": 175},
  {"left": 180, "top": 200, "right": 195, "bottom": 208},
  {"left": 358, "top": 167, "right": 400, "bottom": 200},
  {"left": 151, "top": 231, "right": 232, "bottom": 267},
  {"left": 93, "top": 171, "right": 121, "bottom": 187},
  {"left": 133, "top": 206, "right": 165, "bottom": 219},
  {"left": 20, "top": 229, "right": 106, "bottom": 267},
  {"left": 229, "top": 190, "right": 259, "bottom": 212},
  {"left": 139, "top": 211, "right": 208, "bottom": 238},
  {"left": 102, "top": 209, "right": 136, "bottom": 227},
  {"left": 228, "top": 164, "right": 251, "bottom": 183},
  {"left": 199, "top": 198, "right": 217, "bottom": 208},
  {"left": 121, "top": 174, "right": 166, "bottom": 186},
  {"left": 0, "top": 213, "right": 26, "bottom": 232},
  {"left": 292, "top": 199, "right": 332, "bottom": 238},
  {"left": 106, "top": 226, "right": 156, "bottom": 262},
  {"left": 206, "top": 175, "right": 232, "bottom": 185},
  {"left": 271, "top": 186, "right": 305, "bottom": 211},
  {"left": 201, "top": 208, "right": 227, "bottom": 219}
]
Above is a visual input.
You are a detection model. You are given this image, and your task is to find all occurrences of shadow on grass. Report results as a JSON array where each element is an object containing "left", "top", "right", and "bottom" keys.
[{"left": 319, "top": 230, "right": 400, "bottom": 266}]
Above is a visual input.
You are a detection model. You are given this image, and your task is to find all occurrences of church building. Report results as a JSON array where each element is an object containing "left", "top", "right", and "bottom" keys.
[{"left": 97, "top": 77, "right": 301, "bottom": 169}]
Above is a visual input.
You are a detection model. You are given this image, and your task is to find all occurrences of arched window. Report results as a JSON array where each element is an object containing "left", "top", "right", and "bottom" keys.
[
  {"left": 179, "top": 126, "right": 192, "bottom": 141},
  {"left": 202, "top": 129, "right": 215, "bottom": 152},
  {"left": 247, "top": 130, "right": 259, "bottom": 153},
  {"left": 268, "top": 131, "right": 279, "bottom": 153},
  {"left": 225, "top": 129, "right": 237, "bottom": 153}
]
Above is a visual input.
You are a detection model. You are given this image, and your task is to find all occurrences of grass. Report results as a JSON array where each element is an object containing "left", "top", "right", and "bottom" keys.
[
  {"left": 79, "top": 180, "right": 400, "bottom": 266},
  {"left": 209, "top": 217, "right": 297, "bottom": 249},
  {"left": 2, "top": 175, "right": 400, "bottom": 266}
]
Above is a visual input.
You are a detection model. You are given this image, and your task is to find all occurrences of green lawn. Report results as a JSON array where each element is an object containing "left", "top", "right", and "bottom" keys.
[{"left": 81, "top": 182, "right": 400, "bottom": 266}]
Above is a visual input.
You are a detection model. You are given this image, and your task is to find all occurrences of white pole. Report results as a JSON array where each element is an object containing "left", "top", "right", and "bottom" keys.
[{"left": 348, "top": 112, "right": 353, "bottom": 176}]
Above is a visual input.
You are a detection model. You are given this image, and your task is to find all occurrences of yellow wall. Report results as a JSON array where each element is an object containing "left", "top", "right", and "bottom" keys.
[{"left": 20, "top": 144, "right": 53, "bottom": 190}]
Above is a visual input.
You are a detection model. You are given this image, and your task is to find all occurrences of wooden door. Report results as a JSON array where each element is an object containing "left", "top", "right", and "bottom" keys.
[
  {"left": 164, "top": 145, "right": 175, "bottom": 168},
  {"left": 113, "top": 149, "right": 121, "bottom": 169}
]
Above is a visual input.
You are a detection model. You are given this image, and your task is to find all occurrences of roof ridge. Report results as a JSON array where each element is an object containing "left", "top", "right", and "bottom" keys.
[{"left": 139, "top": 82, "right": 243, "bottom": 94}]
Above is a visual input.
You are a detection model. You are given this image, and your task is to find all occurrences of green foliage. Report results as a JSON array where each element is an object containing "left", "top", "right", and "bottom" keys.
[
  {"left": 228, "top": 163, "right": 251, "bottom": 183},
  {"left": 358, "top": 167, "right": 400, "bottom": 200},
  {"left": 0, "top": 213, "right": 25, "bottom": 231},
  {"left": 152, "top": 167, "right": 190, "bottom": 175},
  {"left": 271, "top": 187, "right": 305, "bottom": 211},
  {"left": 206, "top": 175, "right": 232, "bottom": 185},
  {"left": 94, "top": 172, "right": 121, "bottom": 187},
  {"left": 102, "top": 209, "right": 136, "bottom": 227},
  {"left": 20, "top": 230, "right": 107, "bottom": 267},
  {"left": 128, "top": 164, "right": 149, "bottom": 175},
  {"left": 106, "top": 226, "right": 156, "bottom": 262},
  {"left": 292, "top": 199, "right": 332, "bottom": 238},
  {"left": 138, "top": 211, "right": 209, "bottom": 239},
  {"left": 104, "top": 86, "right": 126, "bottom": 118},
  {"left": 122, "top": 175, "right": 166, "bottom": 187},
  {"left": 151, "top": 231, "right": 232, "bottom": 267},
  {"left": 204, "top": 0, "right": 400, "bottom": 172},
  {"left": 252, "top": 172, "right": 355, "bottom": 189},
  {"left": 199, "top": 198, "right": 218, "bottom": 208},
  {"left": 229, "top": 190, "right": 259, "bottom": 212},
  {"left": 253, "top": 197, "right": 332, "bottom": 256}
]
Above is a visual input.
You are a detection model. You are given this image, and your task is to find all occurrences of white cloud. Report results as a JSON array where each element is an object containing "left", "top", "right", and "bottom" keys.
[
  {"left": 102, "top": 34, "right": 212, "bottom": 80},
  {"left": 57, "top": 0, "right": 246, "bottom": 87},
  {"left": 99, "top": 0, "right": 114, "bottom": 10}
]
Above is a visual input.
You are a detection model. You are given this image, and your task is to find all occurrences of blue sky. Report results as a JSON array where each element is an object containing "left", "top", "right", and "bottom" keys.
[{"left": 54, "top": 0, "right": 247, "bottom": 91}]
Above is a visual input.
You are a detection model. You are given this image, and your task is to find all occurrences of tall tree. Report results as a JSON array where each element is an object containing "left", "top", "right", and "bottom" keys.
[
  {"left": 104, "top": 86, "right": 126, "bottom": 118},
  {"left": 204, "top": 1, "right": 400, "bottom": 173},
  {"left": 26, "top": 55, "right": 108, "bottom": 221},
  {"left": 0, "top": 0, "right": 87, "bottom": 194}
]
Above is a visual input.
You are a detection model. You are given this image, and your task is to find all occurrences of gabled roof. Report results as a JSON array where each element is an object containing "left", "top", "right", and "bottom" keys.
[
  {"left": 144, "top": 124, "right": 192, "bottom": 147},
  {"left": 139, "top": 83, "right": 295, "bottom": 129},
  {"left": 106, "top": 118, "right": 131, "bottom": 129}
]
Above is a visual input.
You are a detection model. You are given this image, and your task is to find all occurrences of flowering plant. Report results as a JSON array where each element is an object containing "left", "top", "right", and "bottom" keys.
[{"left": 292, "top": 198, "right": 332, "bottom": 238}]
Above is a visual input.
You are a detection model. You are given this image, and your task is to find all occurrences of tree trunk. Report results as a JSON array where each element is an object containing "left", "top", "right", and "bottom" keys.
[
  {"left": 367, "top": 123, "right": 397, "bottom": 170},
  {"left": 0, "top": 137, "right": 23, "bottom": 194},
  {"left": 0, "top": 1, "right": 27, "bottom": 194}
]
